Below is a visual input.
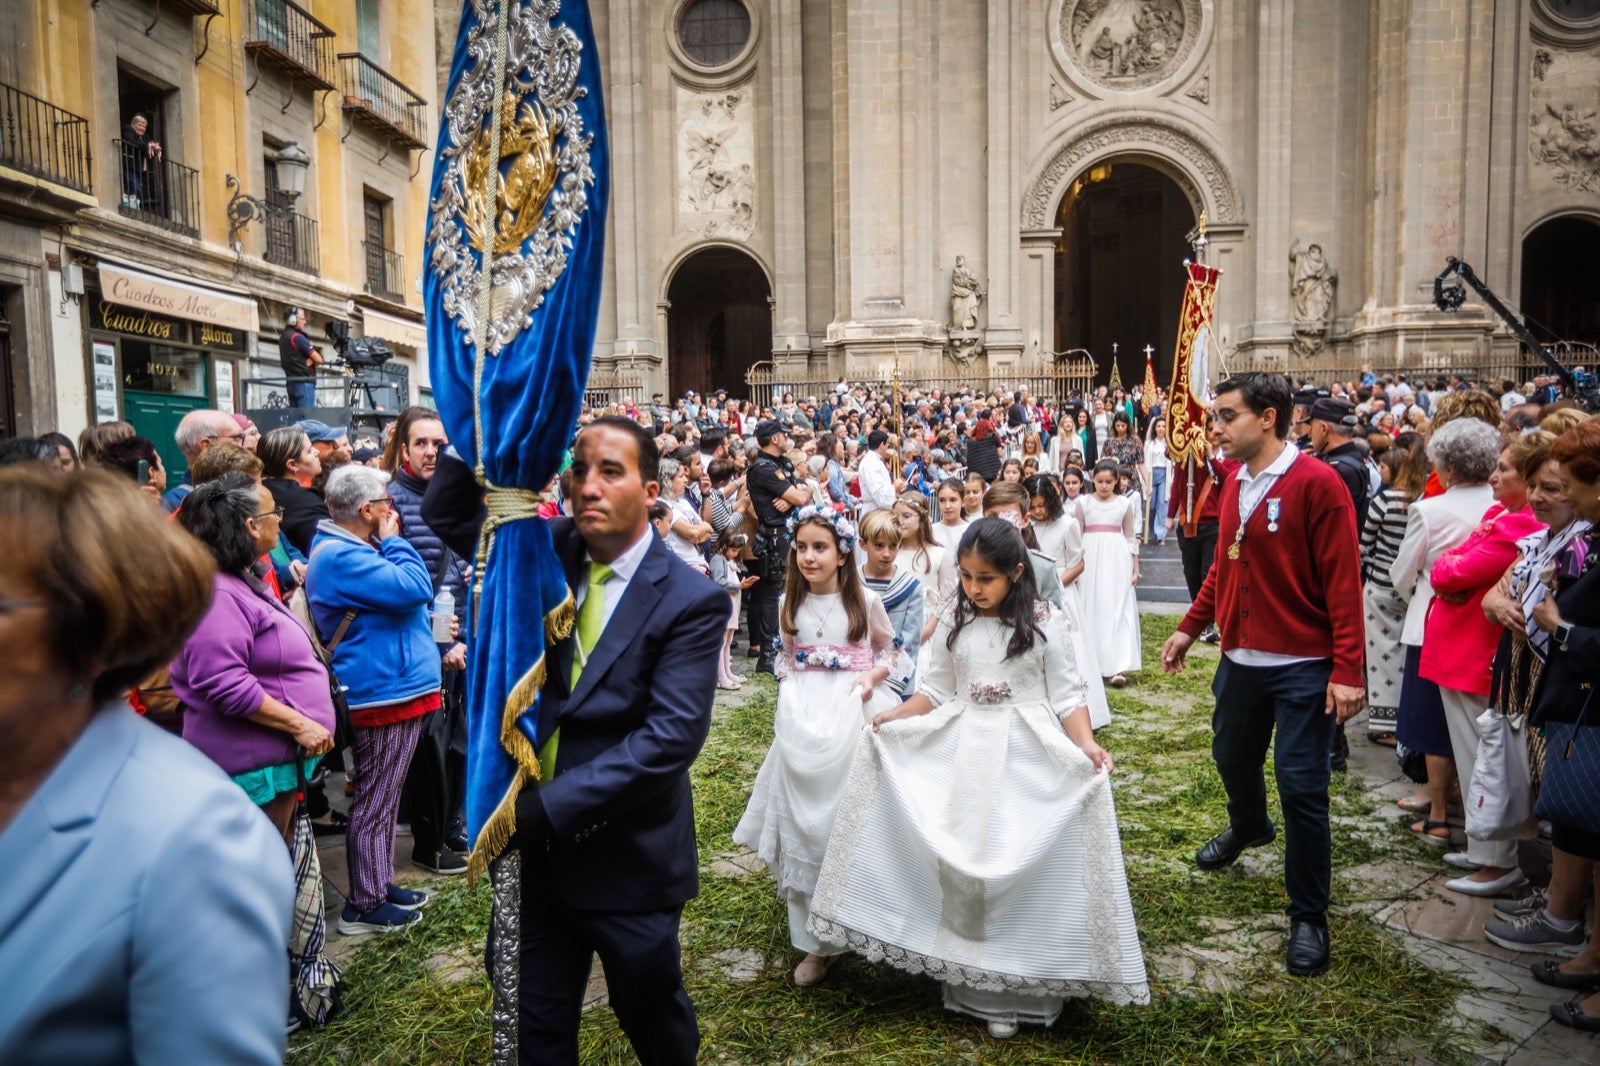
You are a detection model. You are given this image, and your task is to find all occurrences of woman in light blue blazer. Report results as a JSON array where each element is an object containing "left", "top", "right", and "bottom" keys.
[{"left": 0, "top": 466, "right": 295, "bottom": 1066}]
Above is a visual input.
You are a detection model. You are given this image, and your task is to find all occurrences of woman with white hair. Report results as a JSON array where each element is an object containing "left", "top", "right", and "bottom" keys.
[
  {"left": 1389, "top": 419, "right": 1501, "bottom": 862},
  {"left": 306, "top": 465, "right": 442, "bottom": 935}
]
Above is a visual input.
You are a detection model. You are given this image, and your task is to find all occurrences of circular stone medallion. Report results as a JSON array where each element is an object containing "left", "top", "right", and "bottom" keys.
[{"left": 1064, "top": 0, "right": 1201, "bottom": 92}]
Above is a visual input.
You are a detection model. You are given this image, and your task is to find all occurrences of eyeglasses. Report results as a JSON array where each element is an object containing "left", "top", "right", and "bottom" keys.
[
  {"left": 1210, "top": 407, "right": 1253, "bottom": 425},
  {"left": 368, "top": 496, "right": 396, "bottom": 507},
  {"left": 256, "top": 506, "right": 287, "bottom": 519},
  {"left": 0, "top": 597, "right": 48, "bottom": 613}
]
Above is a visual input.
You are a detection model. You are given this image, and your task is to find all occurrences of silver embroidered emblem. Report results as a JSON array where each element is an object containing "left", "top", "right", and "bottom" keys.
[{"left": 428, "top": 0, "right": 596, "bottom": 356}]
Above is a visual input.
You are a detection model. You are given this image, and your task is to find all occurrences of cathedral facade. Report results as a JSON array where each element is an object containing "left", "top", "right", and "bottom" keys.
[{"left": 477, "top": 0, "right": 1600, "bottom": 397}]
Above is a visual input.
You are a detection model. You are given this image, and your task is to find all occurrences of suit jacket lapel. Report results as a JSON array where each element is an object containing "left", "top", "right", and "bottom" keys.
[
  {"left": 563, "top": 539, "right": 668, "bottom": 713},
  {"left": 0, "top": 707, "right": 134, "bottom": 944}
]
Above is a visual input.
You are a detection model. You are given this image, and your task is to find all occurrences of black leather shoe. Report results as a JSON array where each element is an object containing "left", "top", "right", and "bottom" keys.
[
  {"left": 755, "top": 655, "right": 777, "bottom": 676},
  {"left": 1286, "top": 920, "right": 1330, "bottom": 977},
  {"left": 1195, "top": 826, "right": 1276, "bottom": 870},
  {"left": 747, "top": 645, "right": 763, "bottom": 658},
  {"left": 1330, "top": 725, "right": 1349, "bottom": 773}
]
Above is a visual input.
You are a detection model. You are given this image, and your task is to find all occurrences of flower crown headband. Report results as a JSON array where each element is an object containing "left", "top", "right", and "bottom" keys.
[{"left": 786, "top": 503, "right": 857, "bottom": 553}]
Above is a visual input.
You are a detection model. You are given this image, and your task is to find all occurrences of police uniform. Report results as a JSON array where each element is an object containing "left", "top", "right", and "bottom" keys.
[{"left": 746, "top": 433, "right": 803, "bottom": 666}]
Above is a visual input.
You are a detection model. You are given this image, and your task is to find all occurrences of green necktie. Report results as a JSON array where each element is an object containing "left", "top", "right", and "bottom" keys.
[{"left": 542, "top": 562, "right": 613, "bottom": 783}]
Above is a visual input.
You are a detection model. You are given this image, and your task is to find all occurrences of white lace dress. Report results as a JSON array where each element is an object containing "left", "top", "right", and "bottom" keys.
[
  {"left": 808, "top": 607, "right": 1150, "bottom": 1025},
  {"left": 1075, "top": 493, "right": 1143, "bottom": 676},
  {"left": 733, "top": 590, "right": 900, "bottom": 954}
]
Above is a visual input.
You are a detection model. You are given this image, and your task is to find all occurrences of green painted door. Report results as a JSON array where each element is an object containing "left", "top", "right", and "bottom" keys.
[{"left": 124, "top": 391, "right": 208, "bottom": 485}]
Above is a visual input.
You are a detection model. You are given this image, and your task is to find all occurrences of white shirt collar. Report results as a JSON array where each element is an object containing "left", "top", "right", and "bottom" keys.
[
  {"left": 587, "top": 524, "right": 653, "bottom": 582},
  {"left": 1236, "top": 439, "right": 1298, "bottom": 483}
]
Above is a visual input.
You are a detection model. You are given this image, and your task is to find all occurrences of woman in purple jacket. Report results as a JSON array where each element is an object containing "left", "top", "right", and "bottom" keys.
[{"left": 172, "top": 473, "right": 336, "bottom": 845}]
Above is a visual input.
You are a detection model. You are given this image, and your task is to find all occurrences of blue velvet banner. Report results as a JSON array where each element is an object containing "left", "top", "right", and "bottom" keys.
[{"left": 424, "top": 0, "right": 608, "bottom": 877}]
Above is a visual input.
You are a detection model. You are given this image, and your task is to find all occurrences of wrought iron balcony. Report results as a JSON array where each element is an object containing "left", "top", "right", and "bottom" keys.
[
  {"left": 338, "top": 54, "right": 427, "bottom": 151},
  {"left": 244, "top": 0, "right": 335, "bottom": 91},
  {"left": 0, "top": 81, "right": 92, "bottom": 194},
  {"left": 364, "top": 240, "right": 404, "bottom": 301},
  {"left": 114, "top": 138, "right": 201, "bottom": 238},
  {"left": 265, "top": 207, "right": 319, "bottom": 274}
]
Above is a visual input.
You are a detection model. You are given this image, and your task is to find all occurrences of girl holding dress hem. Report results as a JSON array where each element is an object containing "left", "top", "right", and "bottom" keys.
[
  {"left": 732, "top": 506, "right": 900, "bottom": 987},
  {"left": 809, "top": 519, "right": 1149, "bottom": 1039}
]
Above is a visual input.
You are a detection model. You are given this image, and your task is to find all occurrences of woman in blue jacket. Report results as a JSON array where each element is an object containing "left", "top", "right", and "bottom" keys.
[{"left": 307, "top": 464, "right": 442, "bottom": 935}]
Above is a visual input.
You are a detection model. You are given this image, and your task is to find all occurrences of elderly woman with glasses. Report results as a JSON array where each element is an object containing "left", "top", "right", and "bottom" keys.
[{"left": 306, "top": 464, "right": 442, "bottom": 935}]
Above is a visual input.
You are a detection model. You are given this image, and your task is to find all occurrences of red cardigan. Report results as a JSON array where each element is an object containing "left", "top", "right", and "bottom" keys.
[{"left": 1178, "top": 451, "right": 1367, "bottom": 687}]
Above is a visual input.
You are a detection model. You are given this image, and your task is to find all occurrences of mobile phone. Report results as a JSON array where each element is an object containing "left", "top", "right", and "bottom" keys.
[{"left": 136, "top": 459, "right": 149, "bottom": 485}]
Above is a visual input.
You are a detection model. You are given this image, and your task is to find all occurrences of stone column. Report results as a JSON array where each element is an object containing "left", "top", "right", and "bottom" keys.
[
  {"left": 769, "top": 0, "right": 810, "bottom": 356},
  {"left": 985, "top": 0, "right": 1025, "bottom": 364},
  {"left": 1019, "top": 228, "right": 1062, "bottom": 364},
  {"left": 606, "top": 1, "right": 655, "bottom": 361}
]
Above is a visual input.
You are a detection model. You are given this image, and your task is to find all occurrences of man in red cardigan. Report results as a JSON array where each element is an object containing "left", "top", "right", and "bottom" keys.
[{"left": 1161, "top": 372, "right": 1366, "bottom": 979}]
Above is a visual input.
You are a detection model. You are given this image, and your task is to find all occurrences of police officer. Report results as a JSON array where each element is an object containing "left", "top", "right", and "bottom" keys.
[
  {"left": 1309, "top": 394, "right": 1371, "bottom": 773},
  {"left": 746, "top": 420, "right": 811, "bottom": 675}
]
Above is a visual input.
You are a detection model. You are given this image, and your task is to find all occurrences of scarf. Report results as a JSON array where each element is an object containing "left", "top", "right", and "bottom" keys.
[{"left": 1511, "top": 518, "right": 1591, "bottom": 657}]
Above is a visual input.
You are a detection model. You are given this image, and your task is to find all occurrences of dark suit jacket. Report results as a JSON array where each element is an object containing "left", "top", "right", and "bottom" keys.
[{"left": 423, "top": 451, "right": 731, "bottom": 912}]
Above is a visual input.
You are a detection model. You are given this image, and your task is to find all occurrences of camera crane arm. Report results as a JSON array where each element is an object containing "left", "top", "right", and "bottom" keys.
[{"left": 1432, "top": 257, "right": 1575, "bottom": 390}]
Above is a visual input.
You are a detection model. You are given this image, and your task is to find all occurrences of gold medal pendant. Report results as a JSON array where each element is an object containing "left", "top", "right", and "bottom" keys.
[{"left": 1228, "top": 541, "right": 1241, "bottom": 560}]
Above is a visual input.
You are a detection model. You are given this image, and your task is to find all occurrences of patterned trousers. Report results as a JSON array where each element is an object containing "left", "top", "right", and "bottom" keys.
[{"left": 346, "top": 715, "right": 424, "bottom": 912}]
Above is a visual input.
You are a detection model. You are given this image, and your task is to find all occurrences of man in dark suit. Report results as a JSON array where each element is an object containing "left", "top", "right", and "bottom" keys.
[{"left": 425, "top": 415, "right": 729, "bottom": 1066}]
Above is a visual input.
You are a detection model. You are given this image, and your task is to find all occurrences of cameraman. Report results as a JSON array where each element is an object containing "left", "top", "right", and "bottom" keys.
[
  {"left": 280, "top": 308, "right": 323, "bottom": 410},
  {"left": 746, "top": 420, "right": 810, "bottom": 675}
]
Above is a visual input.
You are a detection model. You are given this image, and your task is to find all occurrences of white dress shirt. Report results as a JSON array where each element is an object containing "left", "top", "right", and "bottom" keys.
[
  {"left": 1223, "top": 442, "right": 1319, "bottom": 669},
  {"left": 857, "top": 449, "right": 898, "bottom": 514},
  {"left": 576, "top": 525, "right": 653, "bottom": 634}
]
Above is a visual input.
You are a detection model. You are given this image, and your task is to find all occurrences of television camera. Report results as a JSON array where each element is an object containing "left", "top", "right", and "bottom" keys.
[
  {"left": 323, "top": 320, "right": 401, "bottom": 430},
  {"left": 325, "top": 320, "right": 394, "bottom": 370},
  {"left": 1433, "top": 257, "right": 1599, "bottom": 412}
]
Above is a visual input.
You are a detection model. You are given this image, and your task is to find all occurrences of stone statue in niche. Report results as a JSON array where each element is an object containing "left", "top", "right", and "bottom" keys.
[
  {"left": 1529, "top": 101, "right": 1600, "bottom": 192},
  {"left": 1068, "top": 0, "right": 1187, "bottom": 86},
  {"left": 1289, "top": 239, "right": 1337, "bottom": 357},
  {"left": 1533, "top": 48, "right": 1552, "bottom": 81},
  {"left": 949, "top": 256, "right": 984, "bottom": 332}
]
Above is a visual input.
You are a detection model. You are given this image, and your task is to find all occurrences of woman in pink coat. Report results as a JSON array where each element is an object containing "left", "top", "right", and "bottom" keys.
[{"left": 1422, "top": 434, "right": 1545, "bottom": 898}]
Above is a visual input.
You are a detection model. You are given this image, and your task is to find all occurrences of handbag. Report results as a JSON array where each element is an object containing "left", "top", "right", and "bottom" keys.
[
  {"left": 1464, "top": 708, "right": 1537, "bottom": 842},
  {"left": 1535, "top": 690, "right": 1600, "bottom": 832}
]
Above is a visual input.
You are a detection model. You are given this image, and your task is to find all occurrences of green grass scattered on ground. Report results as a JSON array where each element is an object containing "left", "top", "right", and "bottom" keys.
[{"left": 290, "top": 614, "right": 1478, "bottom": 1065}]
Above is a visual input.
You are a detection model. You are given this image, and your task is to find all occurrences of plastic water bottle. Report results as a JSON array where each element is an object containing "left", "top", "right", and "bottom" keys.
[{"left": 432, "top": 587, "right": 455, "bottom": 643}]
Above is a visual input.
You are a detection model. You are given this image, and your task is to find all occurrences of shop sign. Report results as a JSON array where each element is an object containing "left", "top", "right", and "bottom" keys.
[
  {"left": 98, "top": 261, "right": 261, "bottom": 333},
  {"left": 91, "top": 300, "right": 183, "bottom": 340}
]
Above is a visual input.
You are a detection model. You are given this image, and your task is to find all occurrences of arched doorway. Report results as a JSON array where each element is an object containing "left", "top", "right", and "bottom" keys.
[
  {"left": 666, "top": 246, "right": 771, "bottom": 401},
  {"left": 1055, "top": 161, "right": 1195, "bottom": 388},
  {"left": 1522, "top": 216, "right": 1600, "bottom": 347}
]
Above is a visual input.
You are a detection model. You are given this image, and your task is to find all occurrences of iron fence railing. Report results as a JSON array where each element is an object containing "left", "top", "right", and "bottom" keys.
[
  {"left": 363, "top": 240, "right": 403, "bottom": 300},
  {"left": 0, "top": 81, "right": 92, "bottom": 193},
  {"left": 265, "top": 207, "right": 319, "bottom": 274},
  {"left": 245, "top": 0, "right": 336, "bottom": 89},
  {"left": 337, "top": 53, "right": 427, "bottom": 149},
  {"left": 743, "top": 357, "right": 1100, "bottom": 410},
  {"left": 115, "top": 138, "right": 201, "bottom": 237}
]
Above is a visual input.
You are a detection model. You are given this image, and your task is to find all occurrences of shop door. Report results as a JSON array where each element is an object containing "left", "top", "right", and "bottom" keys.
[{"left": 121, "top": 338, "right": 211, "bottom": 483}]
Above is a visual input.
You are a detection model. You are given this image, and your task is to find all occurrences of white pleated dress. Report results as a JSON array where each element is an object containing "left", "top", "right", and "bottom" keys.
[
  {"left": 1032, "top": 513, "right": 1111, "bottom": 728},
  {"left": 808, "top": 608, "right": 1150, "bottom": 1025},
  {"left": 1075, "top": 494, "right": 1143, "bottom": 676},
  {"left": 733, "top": 591, "right": 900, "bottom": 954}
]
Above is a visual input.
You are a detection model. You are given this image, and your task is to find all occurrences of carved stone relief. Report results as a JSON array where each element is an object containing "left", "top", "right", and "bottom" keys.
[
  {"left": 1185, "top": 70, "right": 1210, "bottom": 104},
  {"left": 1062, "top": 0, "right": 1201, "bottom": 91},
  {"left": 677, "top": 87, "right": 757, "bottom": 238},
  {"left": 1022, "top": 116, "right": 1243, "bottom": 228},
  {"left": 1049, "top": 80, "right": 1072, "bottom": 110},
  {"left": 1527, "top": 45, "right": 1600, "bottom": 192}
]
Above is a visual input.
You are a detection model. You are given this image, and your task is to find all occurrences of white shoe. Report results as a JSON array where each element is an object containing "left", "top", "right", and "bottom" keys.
[
  {"left": 1445, "top": 868, "right": 1526, "bottom": 898},
  {"left": 986, "top": 1016, "right": 1019, "bottom": 1039},
  {"left": 1443, "top": 851, "right": 1481, "bottom": 870}
]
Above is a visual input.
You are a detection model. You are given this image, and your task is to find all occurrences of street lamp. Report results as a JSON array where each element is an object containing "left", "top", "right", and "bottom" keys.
[{"left": 226, "top": 141, "right": 313, "bottom": 252}]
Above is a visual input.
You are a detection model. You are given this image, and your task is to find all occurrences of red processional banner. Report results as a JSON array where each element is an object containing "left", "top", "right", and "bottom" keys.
[{"left": 1164, "top": 261, "right": 1222, "bottom": 527}]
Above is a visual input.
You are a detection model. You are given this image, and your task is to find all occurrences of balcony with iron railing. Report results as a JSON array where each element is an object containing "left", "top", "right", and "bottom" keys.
[
  {"left": 115, "top": 138, "right": 201, "bottom": 238},
  {"left": 244, "top": 0, "right": 335, "bottom": 91},
  {"left": 338, "top": 53, "right": 427, "bottom": 150},
  {"left": 0, "top": 81, "right": 93, "bottom": 198},
  {"left": 265, "top": 206, "right": 319, "bottom": 274},
  {"left": 364, "top": 240, "right": 404, "bottom": 301}
]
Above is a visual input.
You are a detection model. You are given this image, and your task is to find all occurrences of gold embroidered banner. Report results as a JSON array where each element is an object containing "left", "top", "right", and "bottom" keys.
[{"left": 1164, "top": 260, "right": 1220, "bottom": 469}]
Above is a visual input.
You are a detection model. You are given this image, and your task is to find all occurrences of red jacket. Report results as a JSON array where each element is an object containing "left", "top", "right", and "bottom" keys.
[
  {"left": 1420, "top": 503, "right": 1544, "bottom": 694},
  {"left": 1178, "top": 450, "right": 1367, "bottom": 687}
]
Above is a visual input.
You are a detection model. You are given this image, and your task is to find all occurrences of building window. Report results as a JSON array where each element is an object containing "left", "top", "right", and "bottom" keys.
[
  {"left": 677, "top": 0, "right": 751, "bottom": 68},
  {"left": 363, "top": 192, "right": 402, "bottom": 301},
  {"left": 115, "top": 66, "right": 200, "bottom": 237}
]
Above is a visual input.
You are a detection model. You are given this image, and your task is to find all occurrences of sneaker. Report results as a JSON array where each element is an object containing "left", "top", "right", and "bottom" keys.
[
  {"left": 1484, "top": 910, "right": 1586, "bottom": 956},
  {"left": 338, "top": 901, "right": 423, "bottom": 935},
  {"left": 1199, "top": 624, "right": 1221, "bottom": 644},
  {"left": 413, "top": 847, "right": 468, "bottom": 876},
  {"left": 1494, "top": 886, "right": 1549, "bottom": 919},
  {"left": 386, "top": 883, "right": 432, "bottom": 910},
  {"left": 446, "top": 832, "right": 470, "bottom": 855}
]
